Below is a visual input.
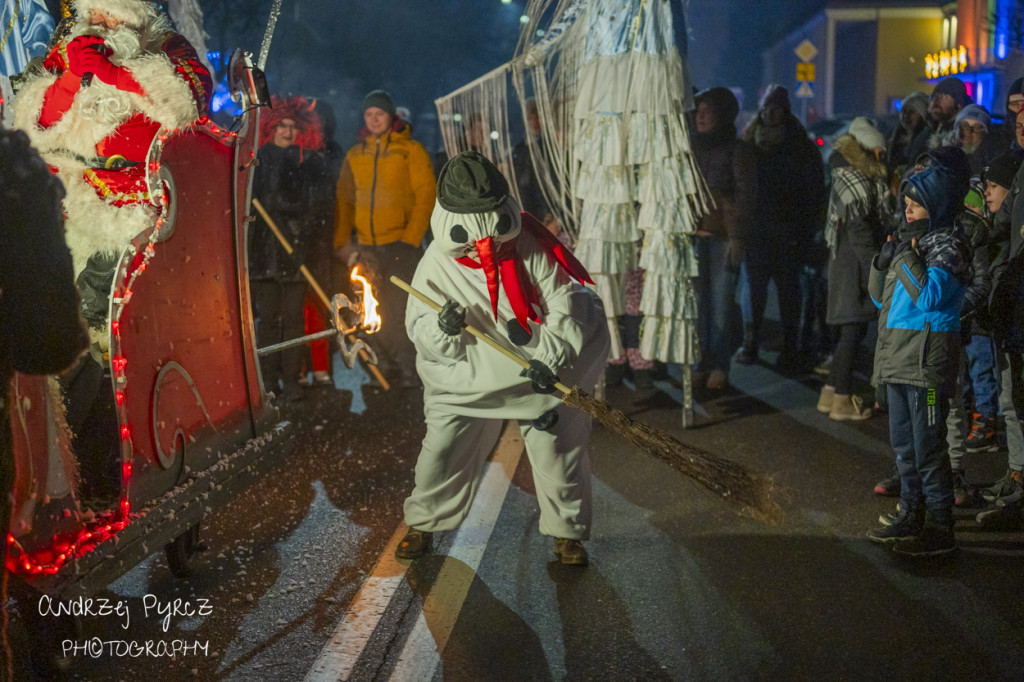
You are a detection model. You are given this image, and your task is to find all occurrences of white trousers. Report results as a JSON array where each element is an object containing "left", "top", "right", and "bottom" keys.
[{"left": 403, "top": 402, "right": 594, "bottom": 540}]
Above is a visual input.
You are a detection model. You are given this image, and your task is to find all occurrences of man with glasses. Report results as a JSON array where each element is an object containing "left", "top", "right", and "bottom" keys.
[
  {"left": 955, "top": 104, "right": 1001, "bottom": 176},
  {"left": 928, "top": 76, "right": 971, "bottom": 150}
]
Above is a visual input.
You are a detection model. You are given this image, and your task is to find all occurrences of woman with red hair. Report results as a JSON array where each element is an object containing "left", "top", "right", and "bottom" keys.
[{"left": 250, "top": 95, "right": 332, "bottom": 401}]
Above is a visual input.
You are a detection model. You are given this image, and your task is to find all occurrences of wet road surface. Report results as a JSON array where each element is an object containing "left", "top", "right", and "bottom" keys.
[{"left": 14, "top": 355, "right": 1024, "bottom": 681}]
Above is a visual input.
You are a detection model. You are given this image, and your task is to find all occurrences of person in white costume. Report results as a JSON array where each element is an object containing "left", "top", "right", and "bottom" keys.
[{"left": 399, "top": 151, "right": 609, "bottom": 566}]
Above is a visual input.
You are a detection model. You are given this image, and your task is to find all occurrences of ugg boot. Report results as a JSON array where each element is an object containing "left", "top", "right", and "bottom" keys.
[
  {"left": 829, "top": 393, "right": 872, "bottom": 421},
  {"left": 706, "top": 369, "right": 729, "bottom": 390},
  {"left": 817, "top": 384, "right": 835, "bottom": 414}
]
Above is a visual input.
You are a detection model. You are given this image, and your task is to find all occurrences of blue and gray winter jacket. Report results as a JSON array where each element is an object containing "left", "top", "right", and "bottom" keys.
[{"left": 869, "top": 166, "right": 972, "bottom": 392}]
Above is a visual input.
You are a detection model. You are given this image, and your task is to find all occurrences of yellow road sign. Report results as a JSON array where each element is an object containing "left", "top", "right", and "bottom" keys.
[
  {"left": 795, "top": 39, "right": 818, "bottom": 63},
  {"left": 797, "top": 63, "right": 816, "bottom": 82}
]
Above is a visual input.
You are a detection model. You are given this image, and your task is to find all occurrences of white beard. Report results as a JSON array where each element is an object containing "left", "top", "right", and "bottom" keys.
[{"left": 75, "top": 22, "right": 143, "bottom": 62}]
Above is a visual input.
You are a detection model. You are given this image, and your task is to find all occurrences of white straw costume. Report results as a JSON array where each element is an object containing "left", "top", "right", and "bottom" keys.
[{"left": 403, "top": 152, "right": 609, "bottom": 540}]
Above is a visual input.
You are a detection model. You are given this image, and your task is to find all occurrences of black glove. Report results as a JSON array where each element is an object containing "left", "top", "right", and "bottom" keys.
[
  {"left": 520, "top": 359, "right": 559, "bottom": 394},
  {"left": 532, "top": 408, "right": 559, "bottom": 431},
  {"left": 875, "top": 239, "right": 897, "bottom": 270},
  {"left": 437, "top": 300, "right": 465, "bottom": 336}
]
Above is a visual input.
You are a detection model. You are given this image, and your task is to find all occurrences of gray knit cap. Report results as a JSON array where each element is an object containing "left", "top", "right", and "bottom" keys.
[{"left": 362, "top": 90, "right": 396, "bottom": 115}]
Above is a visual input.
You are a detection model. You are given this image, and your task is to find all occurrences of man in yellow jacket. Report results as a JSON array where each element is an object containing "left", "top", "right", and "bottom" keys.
[{"left": 335, "top": 90, "right": 436, "bottom": 387}]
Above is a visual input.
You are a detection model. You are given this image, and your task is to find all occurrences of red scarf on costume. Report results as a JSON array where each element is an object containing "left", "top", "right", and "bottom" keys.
[{"left": 455, "top": 212, "right": 593, "bottom": 336}]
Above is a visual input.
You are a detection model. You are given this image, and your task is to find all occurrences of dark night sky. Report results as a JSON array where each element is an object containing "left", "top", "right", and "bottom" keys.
[
  {"left": 195, "top": 0, "right": 826, "bottom": 147},
  {"left": 198, "top": 0, "right": 525, "bottom": 150},
  {"left": 686, "top": 0, "right": 826, "bottom": 110}
]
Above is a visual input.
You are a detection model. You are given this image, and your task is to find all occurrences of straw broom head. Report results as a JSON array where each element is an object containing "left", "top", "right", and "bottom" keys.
[{"left": 563, "top": 388, "right": 783, "bottom": 526}]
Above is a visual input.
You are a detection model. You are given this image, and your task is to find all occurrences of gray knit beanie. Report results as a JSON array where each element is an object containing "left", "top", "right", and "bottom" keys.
[{"left": 363, "top": 90, "right": 396, "bottom": 115}]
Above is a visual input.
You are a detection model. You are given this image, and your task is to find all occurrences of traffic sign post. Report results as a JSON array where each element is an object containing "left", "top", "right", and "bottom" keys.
[{"left": 794, "top": 39, "right": 817, "bottom": 122}]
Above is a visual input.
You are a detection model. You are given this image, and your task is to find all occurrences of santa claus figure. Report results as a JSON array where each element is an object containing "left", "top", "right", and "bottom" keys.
[
  {"left": 12, "top": 0, "right": 212, "bottom": 333},
  {"left": 399, "top": 151, "right": 610, "bottom": 566}
]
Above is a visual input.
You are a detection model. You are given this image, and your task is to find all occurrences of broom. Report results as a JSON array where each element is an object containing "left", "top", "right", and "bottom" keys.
[{"left": 391, "top": 276, "right": 782, "bottom": 526}]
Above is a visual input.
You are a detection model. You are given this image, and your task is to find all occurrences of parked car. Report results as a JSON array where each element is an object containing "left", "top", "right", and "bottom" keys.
[{"left": 807, "top": 114, "right": 898, "bottom": 163}]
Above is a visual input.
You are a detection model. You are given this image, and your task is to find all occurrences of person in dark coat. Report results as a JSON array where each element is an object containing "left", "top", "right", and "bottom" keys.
[
  {"left": 1000, "top": 77, "right": 1024, "bottom": 153},
  {"left": 512, "top": 98, "right": 553, "bottom": 226},
  {"left": 928, "top": 76, "right": 971, "bottom": 150},
  {"left": 737, "top": 84, "right": 827, "bottom": 370},
  {"left": 0, "top": 127, "right": 88, "bottom": 681},
  {"left": 980, "top": 146, "right": 1024, "bottom": 507},
  {"left": 250, "top": 95, "right": 325, "bottom": 402},
  {"left": 691, "top": 87, "right": 757, "bottom": 389},
  {"left": 817, "top": 118, "right": 890, "bottom": 421},
  {"left": 916, "top": 148, "right": 996, "bottom": 505},
  {"left": 297, "top": 99, "right": 345, "bottom": 387},
  {"left": 885, "top": 92, "right": 931, "bottom": 181}
]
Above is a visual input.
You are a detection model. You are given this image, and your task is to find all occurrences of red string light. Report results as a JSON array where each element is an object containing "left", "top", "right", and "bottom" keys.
[{"left": 7, "top": 130, "right": 177, "bottom": 578}]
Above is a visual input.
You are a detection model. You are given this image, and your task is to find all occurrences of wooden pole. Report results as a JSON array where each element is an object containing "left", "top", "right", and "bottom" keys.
[
  {"left": 390, "top": 275, "right": 572, "bottom": 394},
  {"left": 252, "top": 198, "right": 389, "bottom": 390},
  {"left": 390, "top": 275, "right": 781, "bottom": 525}
]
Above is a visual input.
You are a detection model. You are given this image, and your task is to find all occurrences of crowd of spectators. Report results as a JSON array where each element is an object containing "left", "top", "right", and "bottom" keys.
[
  {"left": 685, "top": 74, "right": 1024, "bottom": 556},
  {"left": 11, "top": 19, "right": 1024, "bottom": 563}
]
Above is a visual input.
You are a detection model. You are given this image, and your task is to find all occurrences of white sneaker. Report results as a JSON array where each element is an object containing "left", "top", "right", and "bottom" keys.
[{"left": 313, "top": 370, "right": 333, "bottom": 386}]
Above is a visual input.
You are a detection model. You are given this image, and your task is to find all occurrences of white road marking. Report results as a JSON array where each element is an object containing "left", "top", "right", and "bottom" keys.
[
  {"left": 389, "top": 423, "right": 523, "bottom": 680},
  {"left": 305, "top": 422, "right": 524, "bottom": 682}
]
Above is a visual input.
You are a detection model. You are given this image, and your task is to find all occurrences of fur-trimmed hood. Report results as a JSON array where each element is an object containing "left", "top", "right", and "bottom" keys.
[
  {"left": 832, "top": 133, "right": 886, "bottom": 180},
  {"left": 74, "top": 0, "right": 160, "bottom": 29}
]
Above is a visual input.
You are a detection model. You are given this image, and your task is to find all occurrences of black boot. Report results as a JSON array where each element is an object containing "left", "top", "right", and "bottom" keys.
[
  {"left": 734, "top": 327, "right": 758, "bottom": 365},
  {"left": 395, "top": 528, "right": 433, "bottom": 559}
]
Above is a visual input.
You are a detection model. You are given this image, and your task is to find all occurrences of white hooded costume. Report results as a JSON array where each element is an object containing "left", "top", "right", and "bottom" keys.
[{"left": 403, "top": 152, "right": 609, "bottom": 540}]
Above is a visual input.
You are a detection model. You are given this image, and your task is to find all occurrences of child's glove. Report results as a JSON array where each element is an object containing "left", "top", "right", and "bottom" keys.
[
  {"left": 437, "top": 300, "right": 465, "bottom": 336},
  {"left": 520, "top": 359, "right": 559, "bottom": 394},
  {"left": 874, "top": 239, "right": 898, "bottom": 270}
]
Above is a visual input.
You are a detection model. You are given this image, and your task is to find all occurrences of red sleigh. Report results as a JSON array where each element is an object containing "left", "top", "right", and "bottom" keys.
[{"left": 4, "top": 52, "right": 368, "bottom": 601}]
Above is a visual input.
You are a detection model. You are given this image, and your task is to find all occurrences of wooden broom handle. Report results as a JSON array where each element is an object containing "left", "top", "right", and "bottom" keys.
[{"left": 389, "top": 276, "right": 572, "bottom": 395}]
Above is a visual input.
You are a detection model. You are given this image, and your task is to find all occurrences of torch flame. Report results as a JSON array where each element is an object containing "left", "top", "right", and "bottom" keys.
[{"left": 350, "top": 265, "right": 382, "bottom": 334}]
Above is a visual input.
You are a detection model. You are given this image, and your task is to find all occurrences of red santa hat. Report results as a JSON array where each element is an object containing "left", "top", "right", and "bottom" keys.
[
  {"left": 73, "top": 0, "right": 160, "bottom": 27},
  {"left": 259, "top": 95, "right": 324, "bottom": 151}
]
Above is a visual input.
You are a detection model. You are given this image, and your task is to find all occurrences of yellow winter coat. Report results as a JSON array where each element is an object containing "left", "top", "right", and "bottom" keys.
[{"left": 334, "top": 126, "right": 436, "bottom": 248}]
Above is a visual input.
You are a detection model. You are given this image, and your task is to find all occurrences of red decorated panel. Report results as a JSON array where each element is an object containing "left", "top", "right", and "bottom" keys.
[{"left": 119, "top": 127, "right": 255, "bottom": 507}]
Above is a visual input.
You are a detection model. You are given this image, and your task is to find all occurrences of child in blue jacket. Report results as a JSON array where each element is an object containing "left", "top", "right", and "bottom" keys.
[{"left": 867, "top": 165, "right": 972, "bottom": 557}]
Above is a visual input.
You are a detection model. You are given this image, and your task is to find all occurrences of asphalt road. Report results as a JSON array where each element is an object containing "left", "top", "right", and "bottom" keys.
[{"left": 16, "top": 354, "right": 1024, "bottom": 681}]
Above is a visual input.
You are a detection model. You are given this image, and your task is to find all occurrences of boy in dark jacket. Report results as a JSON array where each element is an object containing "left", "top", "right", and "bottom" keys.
[{"left": 867, "top": 165, "right": 972, "bottom": 557}]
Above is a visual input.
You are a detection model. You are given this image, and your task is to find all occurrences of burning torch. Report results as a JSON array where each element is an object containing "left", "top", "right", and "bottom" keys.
[{"left": 251, "top": 198, "right": 389, "bottom": 390}]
